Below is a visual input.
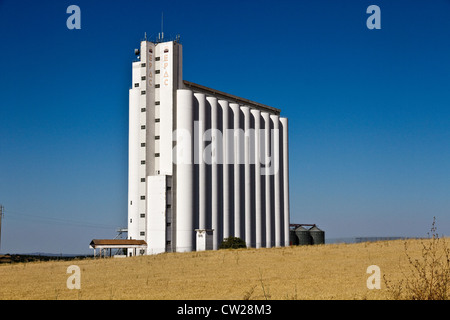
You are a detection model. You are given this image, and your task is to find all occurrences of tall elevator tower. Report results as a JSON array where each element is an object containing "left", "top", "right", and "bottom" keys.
[{"left": 128, "top": 39, "right": 182, "bottom": 255}]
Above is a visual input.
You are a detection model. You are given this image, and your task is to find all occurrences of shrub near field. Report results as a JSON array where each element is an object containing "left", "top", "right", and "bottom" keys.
[{"left": 0, "top": 239, "right": 447, "bottom": 300}]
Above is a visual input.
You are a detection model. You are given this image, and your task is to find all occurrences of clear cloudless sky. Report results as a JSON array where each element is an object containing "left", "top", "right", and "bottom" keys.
[{"left": 1, "top": 0, "right": 449, "bottom": 254}]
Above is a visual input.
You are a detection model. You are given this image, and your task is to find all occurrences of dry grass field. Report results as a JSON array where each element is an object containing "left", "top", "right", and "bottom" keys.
[{"left": 0, "top": 238, "right": 447, "bottom": 300}]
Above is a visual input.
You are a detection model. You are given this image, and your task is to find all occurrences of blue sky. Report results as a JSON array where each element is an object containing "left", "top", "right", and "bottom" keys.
[{"left": 1, "top": 0, "right": 449, "bottom": 254}]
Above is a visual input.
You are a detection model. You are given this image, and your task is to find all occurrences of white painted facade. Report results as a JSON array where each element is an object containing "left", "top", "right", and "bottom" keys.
[{"left": 128, "top": 38, "right": 289, "bottom": 255}]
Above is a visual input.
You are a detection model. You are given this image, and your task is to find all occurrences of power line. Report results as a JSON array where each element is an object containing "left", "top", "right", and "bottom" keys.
[{"left": 3, "top": 208, "right": 121, "bottom": 230}]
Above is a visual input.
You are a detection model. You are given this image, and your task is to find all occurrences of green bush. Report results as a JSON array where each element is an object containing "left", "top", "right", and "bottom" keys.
[{"left": 219, "top": 237, "right": 247, "bottom": 249}]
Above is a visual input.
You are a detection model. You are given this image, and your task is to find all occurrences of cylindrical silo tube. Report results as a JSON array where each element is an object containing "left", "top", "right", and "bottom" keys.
[
  {"left": 208, "top": 96, "right": 219, "bottom": 250},
  {"left": 262, "top": 112, "right": 271, "bottom": 248},
  {"left": 230, "top": 103, "right": 241, "bottom": 239},
  {"left": 175, "top": 89, "right": 194, "bottom": 252},
  {"left": 251, "top": 109, "right": 262, "bottom": 248},
  {"left": 195, "top": 93, "right": 206, "bottom": 230},
  {"left": 270, "top": 114, "right": 281, "bottom": 247},
  {"left": 219, "top": 100, "right": 230, "bottom": 240},
  {"left": 241, "top": 106, "right": 251, "bottom": 247},
  {"left": 280, "top": 117, "right": 290, "bottom": 247}
]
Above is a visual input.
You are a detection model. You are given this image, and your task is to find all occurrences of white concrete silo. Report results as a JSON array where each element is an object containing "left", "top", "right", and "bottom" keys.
[
  {"left": 207, "top": 96, "right": 220, "bottom": 250},
  {"left": 280, "top": 117, "right": 290, "bottom": 247},
  {"left": 270, "top": 114, "right": 281, "bottom": 247},
  {"left": 251, "top": 109, "right": 262, "bottom": 248},
  {"left": 219, "top": 100, "right": 230, "bottom": 240},
  {"left": 175, "top": 89, "right": 194, "bottom": 252},
  {"left": 261, "top": 112, "right": 272, "bottom": 248},
  {"left": 127, "top": 38, "right": 290, "bottom": 255},
  {"left": 230, "top": 103, "right": 241, "bottom": 239}
]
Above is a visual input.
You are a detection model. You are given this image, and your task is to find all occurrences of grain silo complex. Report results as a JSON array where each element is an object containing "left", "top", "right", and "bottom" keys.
[
  {"left": 289, "top": 224, "right": 325, "bottom": 246},
  {"left": 127, "top": 36, "right": 290, "bottom": 255}
]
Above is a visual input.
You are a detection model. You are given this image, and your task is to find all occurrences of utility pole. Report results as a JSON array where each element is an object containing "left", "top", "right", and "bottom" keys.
[{"left": 0, "top": 205, "right": 4, "bottom": 251}]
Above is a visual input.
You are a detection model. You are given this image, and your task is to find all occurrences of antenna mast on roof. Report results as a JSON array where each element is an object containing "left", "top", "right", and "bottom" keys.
[
  {"left": 0, "top": 205, "right": 4, "bottom": 251},
  {"left": 159, "top": 12, "right": 164, "bottom": 42}
]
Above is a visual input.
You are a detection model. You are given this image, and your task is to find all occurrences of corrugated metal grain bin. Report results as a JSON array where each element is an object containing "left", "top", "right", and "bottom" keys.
[
  {"left": 289, "top": 230, "right": 298, "bottom": 245},
  {"left": 295, "top": 226, "right": 312, "bottom": 245},
  {"left": 309, "top": 226, "right": 325, "bottom": 245}
]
